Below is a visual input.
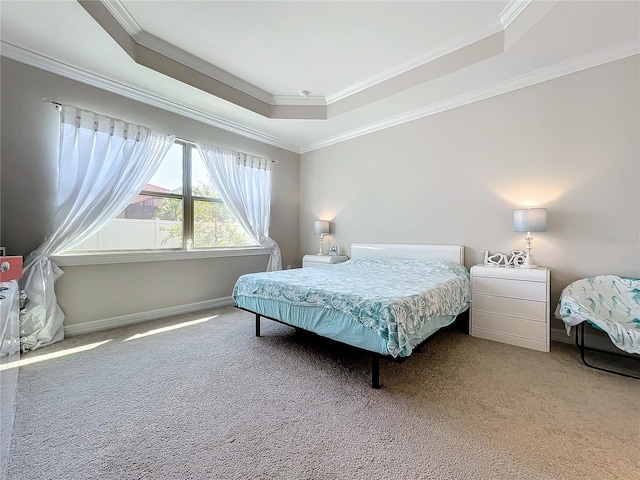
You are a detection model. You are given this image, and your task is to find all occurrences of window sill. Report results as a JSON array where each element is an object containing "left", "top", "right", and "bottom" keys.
[{"left": 52, "top": 247, "right": 270, "bottom": 266}]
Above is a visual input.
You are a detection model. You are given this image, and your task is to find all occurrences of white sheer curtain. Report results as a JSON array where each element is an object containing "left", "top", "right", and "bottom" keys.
[
  {"left": 196, "top": 143, "right": 282, "bottom": 271},
  {"left": 19, "top": 105, "right": 176, "bottom": 351}
]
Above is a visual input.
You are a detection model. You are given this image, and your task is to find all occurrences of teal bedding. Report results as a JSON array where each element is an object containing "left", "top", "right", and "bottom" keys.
[
  {"left": 555, "top": 275, "right": 640, "bottom": 354},
  {"left": 233, "top": 258, "right": 471, "bottom": 358}
]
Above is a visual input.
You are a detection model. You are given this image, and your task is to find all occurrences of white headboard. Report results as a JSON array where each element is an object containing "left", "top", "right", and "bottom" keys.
[{"left": 350, "top": 243, "right": 464, "bottom": 264}]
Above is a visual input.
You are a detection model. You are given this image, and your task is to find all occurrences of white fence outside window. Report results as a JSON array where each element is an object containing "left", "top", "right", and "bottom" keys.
[{"left": 68, "top": 218, "right": 182, "bottom": 252}]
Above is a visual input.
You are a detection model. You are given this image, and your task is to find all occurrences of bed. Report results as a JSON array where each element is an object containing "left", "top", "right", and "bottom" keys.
[{"left": 233, "top": 243, "right": 471, "bottom": 388}]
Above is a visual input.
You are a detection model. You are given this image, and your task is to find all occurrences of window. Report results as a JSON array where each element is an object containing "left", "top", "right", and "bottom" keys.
[{"left": 67, "top": 141, "right": 255, "bottom": 252}]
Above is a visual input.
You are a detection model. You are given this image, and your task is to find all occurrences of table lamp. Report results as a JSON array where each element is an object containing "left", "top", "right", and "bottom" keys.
[
  {"left": 513, "top": 208, "right": 547, "bottom": 268},
  {"left": 314, "top": 220, "right": 330, "bottom": 255}
]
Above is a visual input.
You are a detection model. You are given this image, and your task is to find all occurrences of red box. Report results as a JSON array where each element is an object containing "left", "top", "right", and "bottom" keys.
[{"left": 0, "top": 256, "right": 23, "bottom": 282}]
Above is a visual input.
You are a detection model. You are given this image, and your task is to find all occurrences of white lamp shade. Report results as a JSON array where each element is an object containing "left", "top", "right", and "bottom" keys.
[
  {"left": 514, "top": 208, "right": 547, "bottom": 232},
  {"left": 314, "top": 220, "right": 330, "bottom": 235}
]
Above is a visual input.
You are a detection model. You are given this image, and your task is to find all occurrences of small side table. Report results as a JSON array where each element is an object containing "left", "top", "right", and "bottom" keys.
[
  {"left": 470, "top": 265, "right": 550, "bottom": 352},
  {"left": 302, "top": 254, "right": 349, "bottom": 268}
]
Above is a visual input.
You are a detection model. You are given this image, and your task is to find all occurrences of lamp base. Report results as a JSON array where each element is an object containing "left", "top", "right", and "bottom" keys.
[
  {"left": 519, "top": 247, "right": 538, "bottom": 268},
  {"left": 317, "top": 234, "right": 325, "bottom": 255}
]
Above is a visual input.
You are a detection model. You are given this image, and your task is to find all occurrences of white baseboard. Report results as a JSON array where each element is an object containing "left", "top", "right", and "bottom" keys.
[
  {"left": 550, "top": 327, "right": 621, "bottom": 354},
  {"left": 64, "top": 296, "right": 235, "bottom": 337}
]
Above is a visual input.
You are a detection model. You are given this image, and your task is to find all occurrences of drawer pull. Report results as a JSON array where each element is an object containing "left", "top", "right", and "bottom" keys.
[{"left": 0, "top": 262, "right": 10, "bottom": 273}]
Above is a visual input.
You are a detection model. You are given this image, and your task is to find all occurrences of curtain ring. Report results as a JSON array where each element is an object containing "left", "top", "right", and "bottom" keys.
[
  {"left": 75, "top": 115, "right": 81, "bottom": 128},
  {"left": 93, "top": 121, "right": 99, "bottom": 132},
  {"left": 109, "top": 125, "right": 114, "bottom": 136}
]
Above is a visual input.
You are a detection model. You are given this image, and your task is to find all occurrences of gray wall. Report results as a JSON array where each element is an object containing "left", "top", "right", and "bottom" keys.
[
  {"left": 300, "top": 56, "right": 640, "bottom": 333},
  {"left": 2, "top": 55, "right": 638, "bottom": 336},
  {"left": 0, "top": 58, "right": 300, "bottom": 328}
]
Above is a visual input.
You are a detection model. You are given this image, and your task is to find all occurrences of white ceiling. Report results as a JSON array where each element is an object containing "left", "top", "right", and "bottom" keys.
[{"left": 1, "top": 1, "right": 638, "bottom": 153}]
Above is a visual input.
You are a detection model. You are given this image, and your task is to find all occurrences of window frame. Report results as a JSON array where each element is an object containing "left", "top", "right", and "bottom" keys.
[
  {"left": 137, "top": 140, "right": 227, "bottom": 250},
  {"left": 52, "top": 247, "right": 271, "bottom": 266},
  {"left": 59, "top": 140, "right": 258, "bottom": 258}
]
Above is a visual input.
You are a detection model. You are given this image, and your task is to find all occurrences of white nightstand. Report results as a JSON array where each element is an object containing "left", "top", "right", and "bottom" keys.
[
  {"left": 302, "top": 254, "right": 349, "bottom": 268},
  {"left": 470, "top": 265, "right": 550, "bottom": 352}
]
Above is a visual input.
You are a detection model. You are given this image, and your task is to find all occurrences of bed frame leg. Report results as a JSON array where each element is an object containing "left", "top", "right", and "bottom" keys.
[
  {"left": 371, "top": 355, "right": 380, "bottom": 389},
  {"left": 255, "top": 314, "right": 261, "bottom": 337}
]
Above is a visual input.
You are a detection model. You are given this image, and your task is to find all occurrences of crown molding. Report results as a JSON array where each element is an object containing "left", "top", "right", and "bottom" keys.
[
  {"left": 98, "top": 0, "right": 324, "bottom": 108},
  {"left": 101, "top": 0, "right": 142, "bottom": 36},
  {"left": 326, "top": 20, "right": 505, "bottom": 105},
  {"left": 99, "top": 0, "right": 528, "bottom": 111},
  {"left": 104, "top": 0, "right": 270, "bottom": 103},
  {"left": 272, "top": 95, "right": 326, "bottom": 106},
  {"left": 301, "top": 41, "right": 639, "bottom": 154},
  {"left": 499, "top": 0, "right": 533, "bottom": 29},
  {"left": 325, "top": 0, "right": 535, "bottom": 105},
  {"left": 4, "top": 38, "right": 636, "bottom": 157},
  {"left": 0, "top": 42, "right": 300, "bottom": 153}
]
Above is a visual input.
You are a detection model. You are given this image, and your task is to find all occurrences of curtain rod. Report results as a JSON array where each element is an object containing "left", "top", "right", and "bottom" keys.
[
  {"left": 43, "top": 98, "right": 62, "bottom": 109},
  {"left": 176, "top": 137, "right": 277, "bottom": 164},
  {"left": 43, "top": 99, "right": 276, "bottom": 164}
]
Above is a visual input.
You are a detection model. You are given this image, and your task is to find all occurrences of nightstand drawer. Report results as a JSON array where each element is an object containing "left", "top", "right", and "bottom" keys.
[
  {"left": 470, "top": 328, "right": 548, "bottom": 352},
  {"left": 472, "top": 294, "right": 546, "bottom": 322},
  {"left": 472, "top": 276, "right": 546, "bottom": 302},
  {"left": 472, "top": 311, "right": 547, "bottom": 341}
]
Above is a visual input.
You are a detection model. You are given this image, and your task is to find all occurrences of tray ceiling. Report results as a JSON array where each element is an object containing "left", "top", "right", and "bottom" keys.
[{"left": 1, "top": 1, "right": 638, "bottom": 153}]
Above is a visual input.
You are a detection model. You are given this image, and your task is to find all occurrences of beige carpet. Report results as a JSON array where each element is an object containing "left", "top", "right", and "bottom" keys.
[{"left": 5, "top": 307, "right": 640, "bottom": 479}]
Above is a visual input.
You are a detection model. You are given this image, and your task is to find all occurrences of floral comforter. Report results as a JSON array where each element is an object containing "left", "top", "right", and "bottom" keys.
[{"left": 233, "top": 258, "right": 471, "bottom": 357}]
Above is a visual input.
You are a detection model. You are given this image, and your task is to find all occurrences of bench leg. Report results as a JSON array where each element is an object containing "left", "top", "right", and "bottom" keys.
[
  {"left": 576, "top": 322, "right": 640, "bottom": 379},
  {"left": 255, "top": 314, "right": 261, "bottom": 337}
]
